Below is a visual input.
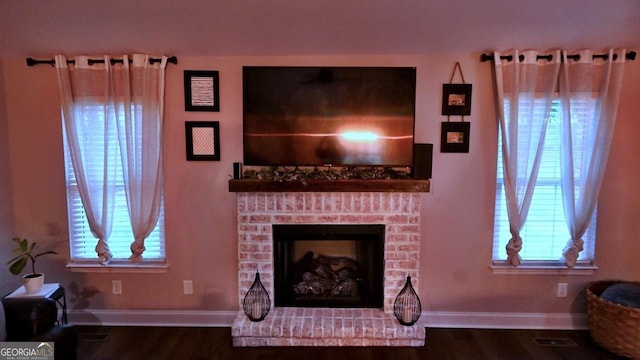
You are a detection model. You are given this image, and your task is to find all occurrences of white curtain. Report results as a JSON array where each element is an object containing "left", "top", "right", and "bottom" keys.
[
  {"left": 112, "top": 55, "right": 167, "bottom": 263},
  {"left": 493, "top": 50, "right": 561, "bottom": 266},
  {"left": 559, "top": 49, "right": 626, "bottom": 267},
  {"left": 55, "top": 54, "right": 167, "bottom": 264}
]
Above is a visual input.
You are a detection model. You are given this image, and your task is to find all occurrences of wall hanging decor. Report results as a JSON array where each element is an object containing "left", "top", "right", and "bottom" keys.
[
  {"left": 185, "top": 121, "right": 220, "bottom": 161},
  {"left": 440, "top": 121, "right": 470, "bottom": 153},
  {"left": 442, "top": 83, "right": 472, "bottom": 116},
  {"left": 441, "top": 62, "right": 472, "bottom": 117},
  {"left": 183, "top": 70, "right": 220, "bottom": 111},
  {"left": 393, "top": 275, "right": 422, "bottom": 326},
  {"left": 243, "top": 272, "right": 271, "bottom": 322},
  {"left": 441, "top": 62, "right": 471, "bottom": 153}
]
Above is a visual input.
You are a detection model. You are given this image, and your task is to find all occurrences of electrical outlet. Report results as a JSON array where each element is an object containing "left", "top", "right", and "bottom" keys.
[
  {"left": 557, "top": 283, "right": 568, "bottom": 298},
  {"left": 112, "top": 280, "right": 122, "bottom": 295},
  {"left": 183, "top": 280, "right": 193, "bottom": 295}
]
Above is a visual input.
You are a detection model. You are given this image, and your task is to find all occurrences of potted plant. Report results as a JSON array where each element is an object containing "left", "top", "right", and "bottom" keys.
[{"left": 7, "top": 237, "right": 58, "bottom": 294}]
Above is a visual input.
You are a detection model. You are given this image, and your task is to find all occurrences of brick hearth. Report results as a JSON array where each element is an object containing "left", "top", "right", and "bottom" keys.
[
  {"left": 232, "top": 308, "right": 425, "bottom": 346},
  {"left": 232, "top": 191, "right": 425, "bottom": 346}
]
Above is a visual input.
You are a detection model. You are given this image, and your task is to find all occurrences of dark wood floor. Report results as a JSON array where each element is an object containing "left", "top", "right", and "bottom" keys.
[{"left": 75, "top": 326, "right": 627, "bottom": 360}]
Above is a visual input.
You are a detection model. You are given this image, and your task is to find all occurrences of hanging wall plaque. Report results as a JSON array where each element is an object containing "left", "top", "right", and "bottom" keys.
[
  {"left": 442, "top": 62, "right": 472, "bottom": 116},
  {"left": 442, "top": 83, "right": 472, "bottom": 116},
  {"left": 440, "top": 121, "right": 470, "bottom": 153},
  {"left": 184, "top": 70, "right": 220, "bottom": 112},
  {"left": 185, "top": 121, "right": 221, "bottom": 161},
  {"left": 441, "top": 62, "right": 472, "bottom": 153}
]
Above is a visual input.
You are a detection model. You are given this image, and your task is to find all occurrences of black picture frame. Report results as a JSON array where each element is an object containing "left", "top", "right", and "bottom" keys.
[
  {"left": 185, "top": 121, "right": 220, "bottom": 161},
  {"left": 440, "top": 122, "right": 470, "bottom": 153},
  {"left": 184, "top": 70, "right": 220, "bottom": 112},
  {"left": 442, "top": 84, "right": 472, "bottom": 116}
]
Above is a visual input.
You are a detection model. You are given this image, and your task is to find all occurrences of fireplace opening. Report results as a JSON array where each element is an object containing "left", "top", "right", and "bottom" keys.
[{"left": 273, "top": 224, "right": 384, "bottom": 308}]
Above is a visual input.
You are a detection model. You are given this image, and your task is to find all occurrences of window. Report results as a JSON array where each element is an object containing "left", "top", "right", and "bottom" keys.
[
  {"left": 492, "top": 98, "right": 596, "bottom": 264},
  {"left": 63, "top": 104, "right": 165, "bottom": 262}
]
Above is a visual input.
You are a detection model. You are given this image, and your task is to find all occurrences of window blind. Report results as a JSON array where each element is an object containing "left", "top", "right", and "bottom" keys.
[
  {"left": 63, "top": 105, "right": 165, "bottom": 261},
  {"left": 493, "top": 98, "right": 596, "bottom": 262}
]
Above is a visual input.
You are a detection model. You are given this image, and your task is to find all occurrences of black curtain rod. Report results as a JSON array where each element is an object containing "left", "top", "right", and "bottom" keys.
[
  {"left": 26, "top": 56, "right": 178, "bottom": 67},
  {"left": 480, "top": 51, "right": 636, "bottom": 63}
]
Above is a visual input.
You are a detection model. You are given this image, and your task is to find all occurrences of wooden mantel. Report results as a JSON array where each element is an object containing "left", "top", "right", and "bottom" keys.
[{"left": 228, "top": 179, "right": 430, "bottom": 193}]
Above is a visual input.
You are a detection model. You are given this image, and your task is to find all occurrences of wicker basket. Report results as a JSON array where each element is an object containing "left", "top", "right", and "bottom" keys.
[{"left": 586, "top": 280, "right": 640, "bottom": 359}]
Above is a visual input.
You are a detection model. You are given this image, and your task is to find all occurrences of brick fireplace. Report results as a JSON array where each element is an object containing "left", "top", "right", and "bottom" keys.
[{"left": 231, "top": 190, "right": 426, "bottom": 346}]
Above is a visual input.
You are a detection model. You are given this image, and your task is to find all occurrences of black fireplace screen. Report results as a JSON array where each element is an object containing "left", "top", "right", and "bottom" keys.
[{"left": 273, "top": 224, "right": 384, "bottom": 308}]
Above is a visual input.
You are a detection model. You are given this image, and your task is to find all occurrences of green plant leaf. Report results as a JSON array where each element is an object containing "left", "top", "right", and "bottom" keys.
[
  {"left": 8, "top": 237, "right": 58, "bottom": 276},
  {"left": 11, "top": 237, "right": 23, "bottom": 254},
  {"left": 19, "top": 238, "right": 28, "bottom": 252},
  {"left": 9, "top": 256, "right": 27, "bottom": 275}
]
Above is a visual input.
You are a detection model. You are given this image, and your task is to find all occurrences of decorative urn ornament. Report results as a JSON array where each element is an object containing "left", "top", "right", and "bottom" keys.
[
  {"left": 393, "top": 275, "right": 422, "bottom": 326},
  {"left": 243, "top": 272, "right": 271, "bottom": 322}
]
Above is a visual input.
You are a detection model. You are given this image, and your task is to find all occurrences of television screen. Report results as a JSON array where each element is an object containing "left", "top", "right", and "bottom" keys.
[{"left": 243, "top": 66, "right": 416, "bottom": 167}]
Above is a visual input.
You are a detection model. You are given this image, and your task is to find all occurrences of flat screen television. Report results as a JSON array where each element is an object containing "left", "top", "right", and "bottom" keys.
[{"left": 243, "top": 66, "right": 416, "bottom": 167}]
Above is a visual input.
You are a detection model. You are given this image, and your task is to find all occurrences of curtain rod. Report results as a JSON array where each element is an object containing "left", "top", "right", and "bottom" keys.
[
  {"left": 26, "top": 56, "right": 178, "bottom": 67},
  {"left": 480, "top": 51, "right": 636, "bottom": 63}
]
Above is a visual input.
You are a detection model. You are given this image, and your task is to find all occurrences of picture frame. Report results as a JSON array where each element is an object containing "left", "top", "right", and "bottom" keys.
[
  {"left": 184, "top": 70, "right": 220, "bottom": 112},
  {"left": 185, "top": 121, "right": 220, "bottom": 161},
  {"left": 440, "top": 121, "right": 470, "bottom": 153},
  {"left": 442, "top": 84, "right": 472, "bottom": 116}
]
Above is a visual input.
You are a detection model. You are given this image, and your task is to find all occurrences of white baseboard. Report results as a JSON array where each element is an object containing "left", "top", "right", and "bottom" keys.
[
  {"left": 423, "top": 311, "right": 589, "bottom": 330},
  {"left": 68, "top": 309, "right": 238, "bottom": 327},
  {"left": 68, "top": 309, "right": 589, "bottom": 330}
]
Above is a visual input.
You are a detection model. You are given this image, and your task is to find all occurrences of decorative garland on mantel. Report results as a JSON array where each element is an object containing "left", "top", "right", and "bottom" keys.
[{"left": 242, "top": 166, "right": 412, "bottom": 185}]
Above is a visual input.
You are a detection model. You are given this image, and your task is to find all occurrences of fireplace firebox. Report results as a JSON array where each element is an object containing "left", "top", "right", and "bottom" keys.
[{"left": 273, "top": 224, "right": 384, "bottom": 308}]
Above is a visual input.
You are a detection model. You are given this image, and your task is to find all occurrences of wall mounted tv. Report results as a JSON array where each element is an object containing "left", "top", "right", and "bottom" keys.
[{"left": 243, "top": 66, "right": 416, "bottom": 167}]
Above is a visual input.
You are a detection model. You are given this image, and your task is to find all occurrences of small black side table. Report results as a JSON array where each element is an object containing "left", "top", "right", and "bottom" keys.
[
  {"left": 48, "top": 286, "right": 68, "bottom": 324},
  {"left": 4, "top": 283, "right": 68, "bottom": 324}
]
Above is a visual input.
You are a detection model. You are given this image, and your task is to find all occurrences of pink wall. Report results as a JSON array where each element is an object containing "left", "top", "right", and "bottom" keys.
[
  {"left": 0, "top": 59, "right": 18, "bottom": 296},
  {"left": 1, "top": 54, "right": 639, "bottom": 320}
]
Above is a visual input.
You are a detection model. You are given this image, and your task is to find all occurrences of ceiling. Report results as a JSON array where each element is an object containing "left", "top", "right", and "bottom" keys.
[{"left": 1, "top": 0, "right": 639, "bottom": 58}]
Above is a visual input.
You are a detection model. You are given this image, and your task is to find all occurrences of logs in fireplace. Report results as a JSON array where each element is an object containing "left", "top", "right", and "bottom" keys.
[
  {"left": 292, "top": 251, "right": 361, "bottom": 297},
  {"left": 273, "top": 224, "right": 384, "bottom": 308}
]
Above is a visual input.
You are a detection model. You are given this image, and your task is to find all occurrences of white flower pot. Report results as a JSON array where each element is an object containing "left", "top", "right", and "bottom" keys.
[{"left": 23, "top": 273, "right": 44, "bottom": 294}]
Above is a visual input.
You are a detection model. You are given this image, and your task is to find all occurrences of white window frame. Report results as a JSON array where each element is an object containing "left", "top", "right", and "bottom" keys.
[
  {"left": 492, "top": 97, "right": 597, "bottom": 274},
  {"left": 63, "top": 103, "right": 167, "bottom": 272}
]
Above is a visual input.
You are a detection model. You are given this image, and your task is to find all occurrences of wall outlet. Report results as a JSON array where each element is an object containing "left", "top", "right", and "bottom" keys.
[
  {"left": 183, "top": 280, "right": 193, "bottom": 295},
  {"left": 112, "top": 280, "right": 122, "bottom": 295},
  {"left": 557, "top": 282, "right": 568, "bottom": 298}
]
